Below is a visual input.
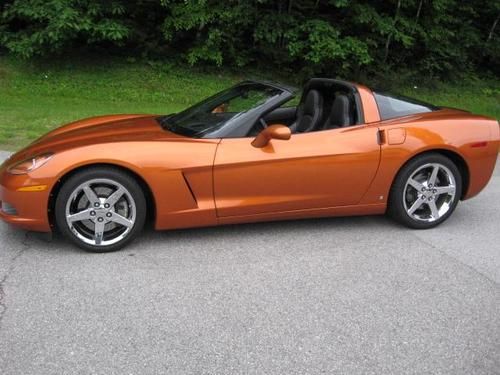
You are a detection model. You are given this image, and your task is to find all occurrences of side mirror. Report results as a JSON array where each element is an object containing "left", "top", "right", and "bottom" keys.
[{"left": 251, "top": 124, "right": 291, "bottom": 148}]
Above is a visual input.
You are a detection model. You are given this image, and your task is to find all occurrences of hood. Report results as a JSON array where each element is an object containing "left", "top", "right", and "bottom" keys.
[
  {"left": 34, "top": 114, "right": 182, "bottom": 145},
  {"left": 12, "top": 114, "right": 186, "bottom": 162}
]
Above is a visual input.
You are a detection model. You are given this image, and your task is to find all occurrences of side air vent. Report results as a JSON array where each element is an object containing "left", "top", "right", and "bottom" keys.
[{"left": 181, "top": 173, "right": 199, "bottom": 207}]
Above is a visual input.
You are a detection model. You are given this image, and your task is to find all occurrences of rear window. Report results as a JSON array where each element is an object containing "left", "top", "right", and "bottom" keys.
[{"left": 374, "top": 91, "right": 439, "bottom": 120}]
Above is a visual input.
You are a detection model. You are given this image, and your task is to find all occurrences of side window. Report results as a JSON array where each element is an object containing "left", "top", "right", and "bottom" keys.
[
  {"left": 281, "top": 95, "right": 301, "bottom": 108},
  {"left": 247, "top": 96, "right": 299, "bottom": 137},
  {"left": 374, "top": 92, "right": 439, "bottom": 120}
]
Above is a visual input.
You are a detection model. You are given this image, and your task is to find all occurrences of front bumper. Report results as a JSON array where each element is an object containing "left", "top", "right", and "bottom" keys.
[{"left": 0, "top": 165, "right": 52, "bottom": 232}]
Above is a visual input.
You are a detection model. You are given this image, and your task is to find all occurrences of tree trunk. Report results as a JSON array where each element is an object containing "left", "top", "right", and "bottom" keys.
[
  {"left": 383, "top": 0, "right": 402, "bottom": 64},
  {"left": 487, "top": 12, "right": 499, "bottom": 42},
  {"left": 413, "top": 0, "right": 423, "bottom": 31}
]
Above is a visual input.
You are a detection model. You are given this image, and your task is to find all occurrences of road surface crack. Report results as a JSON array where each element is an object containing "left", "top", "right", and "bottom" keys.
[
  {"left": 409, "top": 231, "right": 499, "bottom": 288},
  {"left": 0, "top": 231, "right": 32, "bottom": 330}
]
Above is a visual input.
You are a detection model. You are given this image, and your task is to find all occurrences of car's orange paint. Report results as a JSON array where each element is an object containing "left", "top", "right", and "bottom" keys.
[
  {"left": 217, "top": 203, "right": 387, "bottom": 226},
  {"left": 0, "top": 174, "right": 51, "bottom": 231},
  {"left": 1, "top": 85, "right": 499, "bottom": 234},
  {"left": 1, "top": 115, "right": 220, "bottom": 231},
  {"left": 251, "top": 124, "right": 291, "bottom": 148},
  {"left": 360, "top": 109, "right": 499, "bottom": 205},
  {"left": 214, "top": 125, "right": 381, "bottom": 217},
  {"left": 355, "top": 84, "right": 380, "bottom": 123},
  {"left": 387, "top": 128, "right": 406, "bottom": 145}
]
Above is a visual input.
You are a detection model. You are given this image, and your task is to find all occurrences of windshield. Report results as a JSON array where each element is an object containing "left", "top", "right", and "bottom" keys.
[{"left": 160, "top": 82, "right": 284, "bottom": 137}]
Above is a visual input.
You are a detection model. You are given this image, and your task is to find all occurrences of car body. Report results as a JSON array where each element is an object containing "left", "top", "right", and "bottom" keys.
[{"left": 1, "top": 78, "right": 499, "bottom": 251}]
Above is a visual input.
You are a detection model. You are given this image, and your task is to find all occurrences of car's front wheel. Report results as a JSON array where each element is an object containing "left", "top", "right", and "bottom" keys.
[
  {"left": 55, "top": 167, "right": 146, "bottom": 252},
  {"left": 388, "top": 153, "right": 462, "bottom": 229}
]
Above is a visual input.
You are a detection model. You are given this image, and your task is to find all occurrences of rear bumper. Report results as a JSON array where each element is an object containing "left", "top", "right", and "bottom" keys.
[
  {"left": 0, "top": 167, "right": 52, "bottom": 232},
  {"left": 462, "top": 137, "right": 500, "bottom": 200}
]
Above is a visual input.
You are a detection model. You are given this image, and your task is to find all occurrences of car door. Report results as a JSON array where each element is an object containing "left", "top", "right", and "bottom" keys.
[{"left": 213, "top": 125, "right": 381, "bottom": 217}]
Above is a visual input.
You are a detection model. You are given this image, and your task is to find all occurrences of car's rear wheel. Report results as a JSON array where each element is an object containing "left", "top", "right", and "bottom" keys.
[
  {"left": 55, "top": 167, "right": 146, "bottom": 252},
  {"left": 388, "top": 153, "right": 462, "bottom": 229}
]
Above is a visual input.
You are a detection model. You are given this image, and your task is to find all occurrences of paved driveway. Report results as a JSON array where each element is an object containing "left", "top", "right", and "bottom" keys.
[{"left": 0, "top": 151, "right": 499, "bottom": 375}]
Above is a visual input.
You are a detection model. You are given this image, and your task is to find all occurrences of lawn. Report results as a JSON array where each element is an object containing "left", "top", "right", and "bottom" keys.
[
  {"left": 0, "top": 57, "right": 239, "bottom": 150},
  {"left": 0, "top": 56, "right": 498, "bottom": 150}
]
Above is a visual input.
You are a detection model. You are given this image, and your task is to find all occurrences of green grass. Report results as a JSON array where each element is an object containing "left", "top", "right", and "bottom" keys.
[
  {"left": 399, "top": 82, "right": 500, "bottom": 120},
  {"left": 0, "top": 57, "right": 240, "bottom": 150},
  {"left": 0, "top": 56, "right": 498, "bottom": 150}
]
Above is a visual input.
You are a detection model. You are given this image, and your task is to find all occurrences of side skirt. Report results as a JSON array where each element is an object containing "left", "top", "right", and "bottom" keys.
[{"left": 217, "top": 203, "right": 387, "bottom": 226}]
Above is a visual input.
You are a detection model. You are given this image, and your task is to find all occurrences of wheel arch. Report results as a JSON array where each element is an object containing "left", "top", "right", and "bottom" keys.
[
  {"left": 394, "top": 148, "right": 470, "bottom": 200},
  {"left": 48, "top": 163, "right": 156, "bottom": 230}
]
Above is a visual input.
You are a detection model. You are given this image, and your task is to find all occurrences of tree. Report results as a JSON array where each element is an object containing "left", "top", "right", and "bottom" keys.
[{"left": 0, "top": 0, "right": 497, "bottom": 79}]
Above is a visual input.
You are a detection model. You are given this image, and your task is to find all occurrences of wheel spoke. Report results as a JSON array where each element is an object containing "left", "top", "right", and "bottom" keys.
[
  {"left": 408, "top": 196, "right": 426, "bottom": 214},
  {"left": 404, "top": 162, "right": 457, "bottom": 223},
  {"left": 428, "top": 200, "right": 440, "bottom": 219},
  {"left": 83, "top": 185, "right": 99, "bottom": 205},
  {"left": 434, "top": 185, "right": 455, "bottom": 196},
  {"left": 94, "top": 221, "right": 105, "bottom": 245},
  {"left": 109, "top": 212, "right": 134, "bottom": 228},
  {"left": 408, "top": 178, "right": 424, "bottom": 192},
  {"left": 67, "top": 209, "right": 92, "bottom": 224},
  {"left": 105, "top": 187, "right": 126, "bottom": 207},
  {"left": 66, "top": 178, "right": 138, "bottom": 247},
  {"left": 429, "top": 165, "right": 439, "bottom": 185}
]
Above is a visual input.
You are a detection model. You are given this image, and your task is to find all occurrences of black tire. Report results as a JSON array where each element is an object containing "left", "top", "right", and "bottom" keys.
[
  {"left": 388, "top": 153, "right": 462, "bottom": 229},
  {"left": 55, "top": 167, "right": 147, "bottom": 252}
]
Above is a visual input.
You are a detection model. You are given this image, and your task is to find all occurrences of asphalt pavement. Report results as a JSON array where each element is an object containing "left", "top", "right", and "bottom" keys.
[{"left": 0, "top": 150, "right": 499, "bottom": 375}]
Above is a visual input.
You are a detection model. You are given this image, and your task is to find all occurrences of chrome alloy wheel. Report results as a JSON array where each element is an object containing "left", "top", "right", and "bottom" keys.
[
  {"left": 403, "top": 163, "right": 456, "bottom": 222},
  {"left": 65, "top": 178, "right": 137, "bottom": 246}
]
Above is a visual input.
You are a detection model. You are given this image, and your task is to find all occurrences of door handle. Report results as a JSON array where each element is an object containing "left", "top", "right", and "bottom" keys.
[{"left": 377, "top": 130, "right": 385, "bottom": 145}]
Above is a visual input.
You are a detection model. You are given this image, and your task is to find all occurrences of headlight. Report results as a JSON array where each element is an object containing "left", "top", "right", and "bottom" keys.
[{"left": 7, "top": 153, "right": 54, "bottom": 175}]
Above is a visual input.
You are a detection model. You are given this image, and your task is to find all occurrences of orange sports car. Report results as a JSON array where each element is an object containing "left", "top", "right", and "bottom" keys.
[{"left": 1, "top": 79, "right": 499, "bottom": 252}]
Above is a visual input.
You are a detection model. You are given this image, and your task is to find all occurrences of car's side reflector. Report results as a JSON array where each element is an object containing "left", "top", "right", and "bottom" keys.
[
  {"left": 17, "top": 185, "right": 48, "bottom": 192},
  {"left": 470, "top": 141, "right": 488, "bottom": 148}
]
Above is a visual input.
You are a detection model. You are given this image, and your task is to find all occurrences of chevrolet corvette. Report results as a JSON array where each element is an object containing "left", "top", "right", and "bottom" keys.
[{"left": 1, "top": 78, "right": 498, "bottom": 252}]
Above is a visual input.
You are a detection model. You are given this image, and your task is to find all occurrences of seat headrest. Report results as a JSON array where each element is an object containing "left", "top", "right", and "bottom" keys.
[
  {"left": 303, "top": 90, "right": 321, "bottom": 115},
  {"left": 295, "top": 89, "right": 323, "bottom": 133},
  {"left": 327, "top": 94, "right": 352, "bottom": 128}
]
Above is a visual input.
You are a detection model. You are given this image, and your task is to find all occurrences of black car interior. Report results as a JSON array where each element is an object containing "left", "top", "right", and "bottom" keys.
[
  {"left": 252, "top": 79, "right": 362, "bottom": 136},
  {"left": 323, "top": 94, "right": 353, "bottom": 128},
  {"left": 262, "top": 106, "right": 296, "bottom": 127},
  {"left": 289, "top": 89, "right": 324, "bottom": 133}
]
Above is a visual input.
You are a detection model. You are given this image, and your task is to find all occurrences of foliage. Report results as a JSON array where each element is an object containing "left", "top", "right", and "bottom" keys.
[
  {"left": 0, "top": 0, "right": 499, "bottom": 79},
  {"left": 1, "top": 0, "right": 129, "bottom": 57}
]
